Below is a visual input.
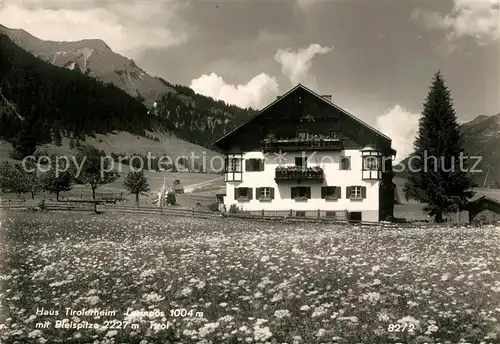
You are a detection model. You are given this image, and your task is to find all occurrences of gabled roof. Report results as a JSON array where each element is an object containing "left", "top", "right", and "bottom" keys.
[{"left": 212, "top": 83, "right": 392, "bottom": 147}]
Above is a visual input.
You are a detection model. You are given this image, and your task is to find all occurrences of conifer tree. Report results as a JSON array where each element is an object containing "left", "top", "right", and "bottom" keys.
[{"left": 404, "top": 71, "right": 475, "bottom": 222}]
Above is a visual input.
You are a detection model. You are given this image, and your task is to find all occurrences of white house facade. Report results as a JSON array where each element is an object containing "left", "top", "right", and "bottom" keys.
[{"left": 213, "top": 84, "right": 396, "bottom": 222}]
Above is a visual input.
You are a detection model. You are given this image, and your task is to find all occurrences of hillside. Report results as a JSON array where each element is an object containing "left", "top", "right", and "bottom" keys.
[
  {"left": 0, "top": 25, "right": 257, "bottom": 150},
  {"left": 396, "top": 113, "right": 500, "bottom": 187},
  {"left": 0, "top": 24, "right": 171, "bottom": 105}
]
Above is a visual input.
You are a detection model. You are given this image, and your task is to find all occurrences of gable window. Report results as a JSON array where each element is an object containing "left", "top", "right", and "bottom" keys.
[
  {"left": 340, "top": 156, "right": 351, "bottom": 170},
  {"left": 297, "top": 131, "right": 308, "bottom": 140},
  {"left": 363, "top": 156, "right": 379, "bottom": 170},
  {"left": 245, "top": 158, "right": 264, "bottom": 172},
  {"left": 346, "top": 186, "right": 367, "bottom": 200},
  {"left": 256, "top": 187, "right": 275, "bottom": 201},
  {"left": 295, "top": 156, "right": 307, "bottom": 167},
  {"left": 329, "top": 130, "right": 342, "bottom": 140},
  {"left": 321, "top": 186, "right": 341, "bottom": 200},
  {"left": 291, "top": 186, "right": 311, "bottom": 200},
  {"left": 235, "top": 187, "right": 252, "bottom": 201}
]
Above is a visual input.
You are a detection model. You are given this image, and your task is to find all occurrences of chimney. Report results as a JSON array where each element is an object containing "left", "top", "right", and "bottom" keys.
[{"left": 321, "top": 95, "right": 332, "bottom": 102}]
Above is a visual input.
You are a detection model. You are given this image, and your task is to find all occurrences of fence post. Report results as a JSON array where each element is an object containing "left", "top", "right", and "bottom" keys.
[
  {"left": 192, "top": 206, "right": 195, "bottom": 218},
  {"left": 261, "top": 209, "right": 264, "bottom": 219},
  {"left": 317, "top": 209, "right": 320, "bottom": 218}
]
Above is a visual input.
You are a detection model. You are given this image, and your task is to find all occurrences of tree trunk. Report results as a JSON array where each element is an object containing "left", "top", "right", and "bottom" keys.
[
  {"left": 135, "top": 193, "right": 139, "bottom": 207},
  {"left": 434, "top": 211, "right": 444, "bottom": 223},
  {"left": 56, "top": 192, "right": 60, "bottom": 201},
  {"left": 31, "top": 191, "right": 35, "bottom": 199},
  {"left": 92, "top": 187, "right": 96, "bottom": 201}
]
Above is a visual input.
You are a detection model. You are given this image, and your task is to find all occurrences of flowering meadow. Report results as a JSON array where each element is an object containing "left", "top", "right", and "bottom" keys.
[{"left": 0, "top": 212, "right": 499, "bottom": 344}]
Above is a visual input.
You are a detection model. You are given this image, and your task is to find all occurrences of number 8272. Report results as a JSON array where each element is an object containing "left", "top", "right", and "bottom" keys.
[{"left": 387, "top": 323, "right": 416, "bottom": 332}]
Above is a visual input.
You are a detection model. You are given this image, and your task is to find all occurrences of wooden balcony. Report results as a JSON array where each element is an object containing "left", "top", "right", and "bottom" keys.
[
  {"left": 261, "top": 137, "right": 343, "bottom": 152},
  {"left": 275, "top": 166, "right": 324, "bottom": 183}
]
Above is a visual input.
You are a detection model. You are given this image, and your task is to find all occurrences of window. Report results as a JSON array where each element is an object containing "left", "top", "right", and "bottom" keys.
[
  {"left": 291, "top": 186, "right": 311, "bottom": 200},
  {"left": 245, "top": 159, "right": 264, "bottom": 172},
  {"left": 340, "top": 156, "right": 351, "bottom": 170},
  {"left": 228, "top": 158, "right": 242, "bottom": 172},
  {"left": 297, "top": 131, "right": 308, "bottom": 140},
  {"left": 257, "top": 187, "right": 274, "bottom": 201},
  {"left": 295, "top": 156, "right": 307, "bottom": 167},
  {"left": 325, "top": 211, "right": 336, "bottom": 218},
  {"left": 321, "top": 186, "right": 341, "bottom": 199},
  {"left": 295, "top": 211, "right": 306, "bottom": 217},
  {"left": 347, "top": 186, "right": 366, "bottom": 200},
  {"left": 235, "top": 187, "right": 252, "bottom": 201},
  {"left": 329, "top": 130, "right": 341, "bottom": 140},
  {"left": 363, "top": 156, "right": 379, "bottom": 170}
]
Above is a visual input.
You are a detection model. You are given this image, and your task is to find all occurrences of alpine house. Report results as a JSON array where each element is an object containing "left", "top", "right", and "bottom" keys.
[{"left": 213, "top": 84, "right": 396, "bottom": 222}]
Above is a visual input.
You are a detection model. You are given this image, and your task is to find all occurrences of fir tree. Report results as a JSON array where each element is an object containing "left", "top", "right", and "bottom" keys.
[
  {"left": 11, "top": 117, "right": 37, "bottom": 159},
  {"left": 404, "top": 71, "right": 475, "bottom": 222},
  {"left": 123, "top": 170, "right": 150, "bottom": 207},
  {"left": 53, "top": 121, "right": 62, "bottom": 146}
]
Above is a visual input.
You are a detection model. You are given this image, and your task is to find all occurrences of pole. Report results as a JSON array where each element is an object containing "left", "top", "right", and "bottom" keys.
[{"left": 483, "top": 167, "right": 490, "bottom": 188}]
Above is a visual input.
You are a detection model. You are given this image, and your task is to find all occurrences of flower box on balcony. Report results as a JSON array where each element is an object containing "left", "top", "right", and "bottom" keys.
[
  {"left": 294, "top": 196, "right": 308, "bottom": 201},
  {"left": 325, "top": 195, "right": 338, "bottom": 201},
  {"left": 237, "top": 196, "right": 250, "bottom": 202},
  {"left": 258, "top": 197, "right": 272, "bottom": 202}
]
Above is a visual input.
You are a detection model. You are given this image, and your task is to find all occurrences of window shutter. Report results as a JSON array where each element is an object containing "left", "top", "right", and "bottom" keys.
[
  {"left": 346, "top": 157, "right": 351, "bottom": 170},
  {"left": 346, "top": 186, "right": 351, "bottom": 199},
  {"left": 335, "top": 186, "right": 341, "bottom": 199},
  {"left": 259, "top": 159, "right": 264, "bottom": 171},
  {"left": 255, "top": 188, "right": 261, "bottom": 199},
  {"left": 291, "top": 187, "right": 297, "bottom": 198},
  {"left": 225, "top": 157, "right": 229, "bottom": 172},
  {"left": 361, "top": 186, "right": 367, "bottom": 199},
  {"left": 306, "top": 187, "right": 311, "bottom": 199},
  {"left": 234, "top": 188, "right": 239, "bottom": 199},
  {"left": 321, "top": 187, "right": 326, "bottom": 199},
  {"left": 270, "top": 188, "right": 275, "bottom": 199},
  {"left": 248, "top": 188, "right": 253, "bottom": 200},
  {"left": 245, "top": 159, "right": 252, "bottom": 171}
]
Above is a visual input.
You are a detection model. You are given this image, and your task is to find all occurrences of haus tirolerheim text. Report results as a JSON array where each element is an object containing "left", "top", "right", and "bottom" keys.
[{"left": 213, "top": 84, "right": 397, "bottom": 222}]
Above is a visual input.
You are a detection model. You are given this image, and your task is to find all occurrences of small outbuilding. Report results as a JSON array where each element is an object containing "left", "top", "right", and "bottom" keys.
[{"left": 465, "top": 196, "right": 500, "bottom": 223}]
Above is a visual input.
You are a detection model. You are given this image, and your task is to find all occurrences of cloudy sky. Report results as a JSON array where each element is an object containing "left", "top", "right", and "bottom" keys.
[{"left": 0, "top": 0, "right": 498, "bottom": 160}]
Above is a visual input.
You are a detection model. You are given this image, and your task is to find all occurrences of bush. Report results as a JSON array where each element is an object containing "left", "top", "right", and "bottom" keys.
[
  {"left": 229, "top": 204, "right": 238, "bottom": 213},
  {"left": 166, "top": 191, "right": 176, "bottom": 205},
  {"left": 209, "top": 203, "right": 219, "bottom": 212}
]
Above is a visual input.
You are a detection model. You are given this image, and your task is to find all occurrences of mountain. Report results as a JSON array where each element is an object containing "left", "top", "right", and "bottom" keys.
[
  {"left": 0, "top": 26, "right": 257, "bottom": 150},
  {"left": 0, "top": 24, "right": 171, "bottom": 104},
  {"left": 0, "top": 33, "right": 160, "bottom": 143},
  {"left": 396, "top": 113, "right": 500, "bottom": 188}
]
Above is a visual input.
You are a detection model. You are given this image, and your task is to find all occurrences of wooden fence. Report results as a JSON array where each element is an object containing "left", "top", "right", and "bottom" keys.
[{"left": 0, "top": 200, "right": 483, "bottom": 227}]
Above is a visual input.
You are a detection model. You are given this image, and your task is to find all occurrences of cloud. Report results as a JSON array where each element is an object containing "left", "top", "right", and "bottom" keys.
[
  {"left": 275, "top": 43, "right": 333, "bottom": 89},
  {"left": 412, "top": 0, "right": 500, "bottom": 44},
  {"left": 189, "top": 72, "right": 280, "bottom": 110},
  {"left": 375, "top": 105, "right": 420, "bottom": 163},
  {"left": 0, "top": 1, "right": 188, "bottom": 56}
]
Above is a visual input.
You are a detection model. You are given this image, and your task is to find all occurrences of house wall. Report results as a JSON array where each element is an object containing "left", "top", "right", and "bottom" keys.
[{"left": 223, "top": 149, "right": 380, "bottom": 222}]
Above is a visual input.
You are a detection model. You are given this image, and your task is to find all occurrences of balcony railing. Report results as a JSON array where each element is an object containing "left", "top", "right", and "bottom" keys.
[
  {"left": 262, "top": 137, "right": 343, "bottom": 152},
  {"left": 275, "top": 166, "right": 324, "bottom": 183}
]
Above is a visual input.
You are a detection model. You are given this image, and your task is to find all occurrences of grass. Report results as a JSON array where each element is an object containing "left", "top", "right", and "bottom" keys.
[{"left": 0, "top": 212, "right": 499, "bottom": 343}]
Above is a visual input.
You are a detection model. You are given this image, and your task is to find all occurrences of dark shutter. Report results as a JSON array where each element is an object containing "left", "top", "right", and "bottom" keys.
[
  {"left": 321, "top": 187, "right": 326, "bottom": 199},
  {"left": 335, "top": 186, "right": 341, "bottom": 199},
  {"left": 224, "top": 157, "right": 229, "bottom": 172},
  {"left": 248, "top": 188, "right": 253, "bottom": 199},
  {"left": 346, "top": 186, "right": 351, "bottom": 199},
  {"left": 245, "top": 159, "right": 251, "bottom": 171},
  {"left": 361, "top": 186, "right": 367, "bottom": 199},
  {"left": 259, "top": 159, "right": 265, "bottom": 171},
  {"left": 346, "top": 157, "right": 351, "bottom": 170},
  {"left": 255, "top": 188, "right": 260, "bottom": 199},
  {"left": 234, "top": 188, "right": 239, "bottom": 199},
  {"left": 270, "top": 188, "right": 275, "bottom": 199},
  {"left": 291, "top": 187, "right": 297, "bottom": 198},
  {"left": 306, "top": 187, "right": 311, "bottom": 199}
]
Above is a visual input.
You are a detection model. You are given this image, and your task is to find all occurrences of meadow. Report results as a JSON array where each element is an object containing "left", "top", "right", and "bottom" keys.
[{"left": 0, "top": 212, "right": 499, "bottom": 344}]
